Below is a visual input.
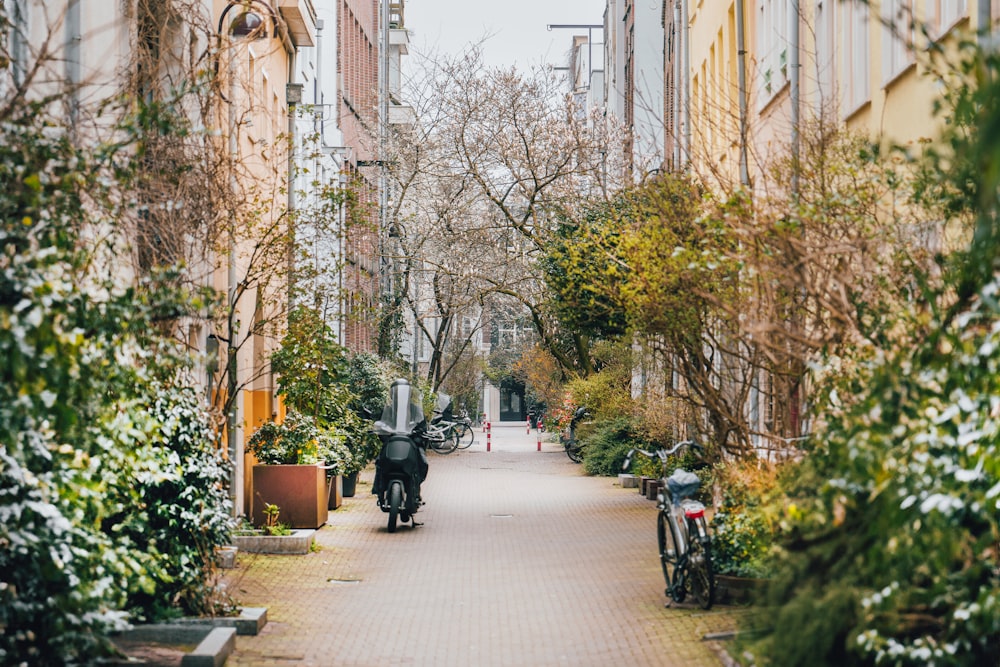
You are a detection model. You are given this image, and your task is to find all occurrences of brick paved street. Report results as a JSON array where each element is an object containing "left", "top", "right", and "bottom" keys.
[{"left": 222, "top": 425, "right": 742, "bottom": 666}]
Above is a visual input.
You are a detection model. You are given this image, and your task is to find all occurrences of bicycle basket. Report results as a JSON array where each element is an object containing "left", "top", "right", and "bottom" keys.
[{"left": 666, "top": 469, "right": 700, "bottom": 504}]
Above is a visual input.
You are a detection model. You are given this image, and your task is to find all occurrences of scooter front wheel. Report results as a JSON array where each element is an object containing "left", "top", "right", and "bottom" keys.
[{"left": 387, "top": 481, "right": 402, "bottom": 533}]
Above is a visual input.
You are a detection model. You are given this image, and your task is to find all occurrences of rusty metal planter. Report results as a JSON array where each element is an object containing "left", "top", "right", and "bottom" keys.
[{"left": 251, "top": 464, "right": 327, "bottom": 529}]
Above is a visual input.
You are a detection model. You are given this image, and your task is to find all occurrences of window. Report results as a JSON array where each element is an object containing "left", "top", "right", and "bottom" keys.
[
  {"left": 841, "top": 0, "right": 870, "bottom": 113},
  {"left": 882, "top": 0, "right": 913, "bottom": 84},
  {"left": 7, "top": 0, "right": 28, "bottom": 88},
  {"left": 933, "top": 0, "right": 968, "bottom": 34},
  {"left": 814, "top": 0, "right": 835, "bottom": 107},
  {"left": 757, "top": 0, "right": 791, "bottom": 106}
]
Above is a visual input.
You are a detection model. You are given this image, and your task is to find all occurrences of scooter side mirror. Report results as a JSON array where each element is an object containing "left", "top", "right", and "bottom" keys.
[{"left": 622, "top": 450, "right": 634, "bottom": 472}]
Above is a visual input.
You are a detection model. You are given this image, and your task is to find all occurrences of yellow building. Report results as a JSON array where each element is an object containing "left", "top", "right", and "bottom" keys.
[{"left": 679, "top": 1, "right": 998, "bottom": 188}]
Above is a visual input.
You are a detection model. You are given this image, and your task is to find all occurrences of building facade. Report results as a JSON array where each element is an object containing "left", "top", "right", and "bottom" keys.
[{"left": 1, "top": 0, "right": 398, "bottom": 515}]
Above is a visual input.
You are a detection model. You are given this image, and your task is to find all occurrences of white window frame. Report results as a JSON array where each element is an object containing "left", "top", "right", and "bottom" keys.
[
  {"left": 814, "top": 0, "right": 836, "bottom": 109},
  {"left": 882, "top": 0, "right": 913, "bottom": 86},
  {"left": 841, "top": 0, "right": 870, "bottom": 115},
  {"left": 756, "top": 0, "right": 791, "bottom": 108},
  {"left": 934, "top": 0, "right": 968, "bottom": 35}
]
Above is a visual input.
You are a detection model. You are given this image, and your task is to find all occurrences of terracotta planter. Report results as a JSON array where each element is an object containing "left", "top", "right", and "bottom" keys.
[{"left": 251, "top": 464, "right": 327, "bottom": 529}]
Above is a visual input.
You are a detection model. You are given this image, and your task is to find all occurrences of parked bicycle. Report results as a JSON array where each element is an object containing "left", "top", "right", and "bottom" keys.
[
  {"left": 424, "top": 393, "right": 462, "bottom": 455},
  {"left": 452, "top": 410, "right": 475, "bottom": 450},
  {"left": 559, "top": 406, "right": 589, "bottom": 463},
  {"left": 623, "top": 440, "right": 715, "bottom": 609}
]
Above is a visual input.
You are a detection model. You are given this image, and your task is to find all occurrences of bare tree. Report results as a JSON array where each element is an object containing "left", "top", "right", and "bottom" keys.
[{"left": 384, "top": 45, "right": 630, "bottom": 389}]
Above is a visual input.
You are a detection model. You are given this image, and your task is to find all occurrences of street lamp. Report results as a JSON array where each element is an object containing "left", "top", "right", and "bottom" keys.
[
  {"left": 217, "top": 0, "right": 278, "bottom": 511},
  {"left": 219, "top": 1, "right": 276, "bottom": 40}
]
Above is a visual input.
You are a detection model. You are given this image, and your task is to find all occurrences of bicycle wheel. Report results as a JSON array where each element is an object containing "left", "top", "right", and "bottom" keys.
[
  {"left": 455, "top": 423, "right": 475, "bottom": 449},
  {"left": 565, "top": 440, "right": 584, "bottom": 463},
  {"left": 657, "top": 510, "right": 686, "bottom": 603},
  {"left": 686, "top": 521, "right": 715, "bottom": 609},
  {"left": 426, "top": 428, "right": 457, "bottom": 454},
  {"left": 435, "top": 430, "right": 459, "bottom": 454}
]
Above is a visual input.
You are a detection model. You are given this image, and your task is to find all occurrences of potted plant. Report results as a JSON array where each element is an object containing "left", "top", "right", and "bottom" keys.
[
  {"left": 341, "top": 353, "right": 390, "bottom": 496},
  {"left": 268, "top": 308, "right": 393, "bottom": 500},
  {"left": 247, "top": 410, "right": 345, "bottom": 528}
]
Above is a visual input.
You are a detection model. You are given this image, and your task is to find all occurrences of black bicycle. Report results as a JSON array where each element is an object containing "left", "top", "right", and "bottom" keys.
[
  {"left": 624, "top": 440, "right": 715, "bottom": 609},
  {"left": 559, "top": 406, "right": 589, "bottom": 463}
]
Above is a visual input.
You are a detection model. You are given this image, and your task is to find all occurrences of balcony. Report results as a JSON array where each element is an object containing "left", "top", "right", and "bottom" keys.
[
  {"left": 278, "top": 0, "right": 316, "bottom": 47},
  {"left": 390, "top": 1, "right": 405, "bottom": 28},
  {"left": 389, "top": 103, "right": 415, "bottom": 127},
  {"left": 390, "top": 27, "right": 409, "bottom": 55}
]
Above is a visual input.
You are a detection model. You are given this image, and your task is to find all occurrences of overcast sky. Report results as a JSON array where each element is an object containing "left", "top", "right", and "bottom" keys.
[{"left": 403, "top": 0, "right": 606, "bottom": 71}]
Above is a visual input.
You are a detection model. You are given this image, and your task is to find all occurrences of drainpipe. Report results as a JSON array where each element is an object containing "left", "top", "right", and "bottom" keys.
[
  {"left": 680, "top": 0, "right": 690, "bottom": 168},
  {"left": 287, "top": 51, "right": 298, "bottom": 310},
  {"left": 790, "top": 0, "right": 800, "bottom": 197},
  {"left": 315, "top": 19, "right": 324, "bottom": 140},
  {"left": 979, "top": 0, "right": 992, "bottom": 46},
  {"left": 66, "top": 0, "right": 80, "bottom": 125},
  {"left": 379, "top": 0, "right": 391, "bottom": 341},
  {"left": 735, "top": 0, "right": 749, "bottom": 187},
  {"left": 673, "top": 1, "right": 682, "bottom": 169},
  {"left": 226, "top": 43, "right": 240, "bottom": 513}
]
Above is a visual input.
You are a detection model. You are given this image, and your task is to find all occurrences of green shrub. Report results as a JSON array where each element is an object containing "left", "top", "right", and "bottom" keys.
[
  {"left": 743, "top": 286, "right": 1000, "bottom": 666},
  {"left": 582, "top": 417, "right": 649, "bottom": 476},
  {"left": 115, "top": 383, "right": 234, "bottom": 621},
  {"left": 0, "top": 97, "right": 232, "bottom": 663},
  {"left": 709, "top": 462, "right": 778, "bottom": 579},
  {"left": 247, "top": 410, "right": 354, "bottom": 473}
]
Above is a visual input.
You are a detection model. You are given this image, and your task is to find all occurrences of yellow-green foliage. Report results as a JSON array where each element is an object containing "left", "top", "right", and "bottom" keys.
[
  {"left": 563, "top": 341, "right": 634, "bottom": 423},
  {"left": 710, "top": 461, "right": 779, "bottom": 578},
  {"left": 619, "top": 174, "right": 737, "bottom": 341}
]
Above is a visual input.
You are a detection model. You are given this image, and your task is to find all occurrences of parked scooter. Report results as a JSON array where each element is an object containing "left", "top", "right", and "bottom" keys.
[{"left": 372, "top": 379, "right": 428, "bottom": 532}]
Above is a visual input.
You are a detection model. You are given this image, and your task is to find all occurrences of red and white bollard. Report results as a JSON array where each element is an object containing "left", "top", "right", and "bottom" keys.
[
  {"left": 526, "top": 419, "right": 531, "bottom": 434},
  {"left": 486, "top": 422, "right": 491, "bottom": 452},
  {"left": 537, "top": 430, "right": 542, "bottom": 452}
]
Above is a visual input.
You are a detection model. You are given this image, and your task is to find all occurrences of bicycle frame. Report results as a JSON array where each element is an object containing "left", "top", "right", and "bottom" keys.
[
  {"left": 657, "top": 477, "right": 711, "bottom": 603},
  {"left": 624, "top": 440, "right": 715, "bottom": 609}
]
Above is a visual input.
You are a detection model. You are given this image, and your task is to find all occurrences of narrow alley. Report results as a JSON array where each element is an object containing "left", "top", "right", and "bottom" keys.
[{"left": 224, "top": 425, "right": 744, "bottom": 667}]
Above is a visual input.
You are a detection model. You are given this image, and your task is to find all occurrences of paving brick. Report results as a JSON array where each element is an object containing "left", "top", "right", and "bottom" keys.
[{"left": 222, "top": 426, "right": 740, "bottom": 666}]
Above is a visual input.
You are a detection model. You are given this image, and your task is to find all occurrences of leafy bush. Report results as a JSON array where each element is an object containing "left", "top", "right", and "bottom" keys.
[
  {"left": 247, "top": 410, "right": 353, "bottom": 472},
  {"left": 743, "top": 284, "right": 1000, "bottom": 666},
  {"left": 709, "top": 462, "right": 778, "bottom": 579},
  {"left": 117, "top": 383, "right": 234, "bottom": 621},
  {"left": 272, "top": 308, "right": 390, "bottom": 473},
  {"left": 563, "top": 341, "right": 634, "bottom": 423},
  {"left": 346, "top": 352, "right": 392, "bottom": 469},
  {"left": 0, "top": 105, "right": 231, "bottom": 663},
  {"left": 581, "top": 417, "right": 649, "bottom": 476}
]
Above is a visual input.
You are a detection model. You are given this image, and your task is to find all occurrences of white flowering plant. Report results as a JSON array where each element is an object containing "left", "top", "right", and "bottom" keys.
[{"left": 744, "top": 280, "right": 1000, "bottom": 666}]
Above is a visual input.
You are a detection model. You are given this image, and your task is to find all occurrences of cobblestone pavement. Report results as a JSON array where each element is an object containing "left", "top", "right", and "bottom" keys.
[{"left": 222, "top": 425, "right": 744, "bottom": 666}]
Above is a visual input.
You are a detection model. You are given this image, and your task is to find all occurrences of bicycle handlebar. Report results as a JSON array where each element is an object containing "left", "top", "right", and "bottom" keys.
[{"left": 622, "top": 440, "right": 704, "bottom": 472}]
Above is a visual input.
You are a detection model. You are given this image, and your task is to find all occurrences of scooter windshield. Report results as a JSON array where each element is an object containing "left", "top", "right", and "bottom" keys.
[
  {"left": 434, "top": 392, "right": 452, "bottom": 417},
  {"left": 375, "top": 381, "right": 425, "bottom": 435}
]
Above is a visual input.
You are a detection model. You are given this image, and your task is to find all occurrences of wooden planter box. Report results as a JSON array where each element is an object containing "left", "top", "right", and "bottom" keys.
[{"left": 251, "top": 464, "right": 327, "bottom": 529}]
